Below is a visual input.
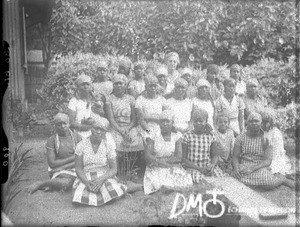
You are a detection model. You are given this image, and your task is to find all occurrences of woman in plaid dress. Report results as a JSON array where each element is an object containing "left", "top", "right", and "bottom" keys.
[
  {"left": 231, "top": 112, "right": 295, "bottom": 190},
  {"left": 182, "top": 108, "right": 226, "bottom": 184}
]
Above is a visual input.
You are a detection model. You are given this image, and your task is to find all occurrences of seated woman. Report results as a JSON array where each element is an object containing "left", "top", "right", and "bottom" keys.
[
  {"left": 105, "top": 74, "right": 144, "bottom": 177},
  {"left": 260, "top": 108, "right": 293, "bottom": 175},
  {"left": 215, "top": 78, "right": 245, "bottom": 135},
  {"left": 27, "top": 113, "right": 81, "bottom": 194},
  {"left": 144, "top": 110, "right": 193, "bottom": 194},
  {"left": 167, "top": 78, "right": 193, "bottom": 133},
  {"left": 72, "top": 118, "right": 142, "bottom": 206},
  {"left": 231, "top": 112, "right": 294, "bottom": 190},
  {"left": 182, "top": 108, "right": 226, "bottom": 184}
]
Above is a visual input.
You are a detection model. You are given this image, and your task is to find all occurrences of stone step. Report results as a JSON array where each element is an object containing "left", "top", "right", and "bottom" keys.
[{"left": 204, "top": 176, "right": 296, "bottom": 226}]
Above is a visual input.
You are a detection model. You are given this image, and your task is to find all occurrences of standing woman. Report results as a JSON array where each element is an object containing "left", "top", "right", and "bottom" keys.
[
  {"left": 105, "top": 74, "right": 144, "bottom": 176},
  {"left": 68, "top": 74, "right": 94, "bottom": 139},
  {"left": 135, "top": 75, "right": 169, "bottom": 139},
  {"left": 167, "top": 78, "right": 193, "bottom": 133},
  {"left": 230, "top": 64, "right": 247, "bottom": 97},
  {"left": 72, "top": 118, "right": 128, "bottom": 206},
  {"left": 164, "top": 52, "right": 180, "bottom": 83},
  {"left": 93, "top": 61, "right": 113, "bottom": 96},
  {"left": 156, "top": 66, "right": 175, "bottom": 98},
  {"left": 215, "top": 78, "right": 245, "bottom": 135},
  {"left": 192, "top": 79, "right": 215, "bottom": 130}
]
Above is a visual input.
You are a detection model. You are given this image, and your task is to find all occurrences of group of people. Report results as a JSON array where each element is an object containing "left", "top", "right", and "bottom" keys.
[{"left": 27, "top": 52, "right": 295, "bottom": 207}]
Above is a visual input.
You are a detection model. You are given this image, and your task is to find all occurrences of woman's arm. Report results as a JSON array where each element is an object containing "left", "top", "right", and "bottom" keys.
[
  {"left": 144, "top": 138, "right": 170, "bottom": 168},
  {"left": 231, "top": 141, "right": 242, "bottom": 179},
  {"left": 105, "top": 101, "right": 123, "bottom": 134},
  {"left": 75, "top": 154, "right": 90, "bottom": 187},
  {"left": 166, "top": 139, "right": 183, "bottom": 164},
  {"left": 135, "top": 108, "right": 149, "bottom": 131},
  {"left": 210, "top": 141, "right": 219, "bottom": 167},
  {"left": 182, "top": 143, "right": 207, "bottom": 173},
  {"left": 127, "top": 102, "right": 137, "bottom": 131},
  {"left": 95, "top": 158, "right": 118, "bottom": 182},
  {"left": 46, "top": 147, "right": 75, "bottom": 169},
  {"left": 238, "top": 109, "right": 244, "bottom": 133}
]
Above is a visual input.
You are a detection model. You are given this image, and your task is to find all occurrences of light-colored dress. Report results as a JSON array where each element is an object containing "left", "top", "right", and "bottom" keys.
[
  {"left": 192, "top": 98, "right": 215, "bottom": 130},
  {"left": 157, "top": 82, "right": 175, "bottom": 97},
  {"left": 234, "top": 131, "right": 277, "bottom": 186},
  {"left": 210, "top": 82, "right": 224, "bottom": 101},
  {"left": 93, "top": 81, "right": 113, "bottom": 96},
  {"left": 135, "top": 95, "right": 169, "bottom": 138},
  {"left": 182, "top": 131, "right": 226, "bottom": 184},
  {"left": 45, "top": 130, "right": 81, "bottom": 179},
  {"left": 167, "top": 97, "right": 192, "bottom": 132},
  {"left": 215, "top": 95, "right": 245, "bottom": 134},
  {"left": 68, "top": 97, "right": 92, "bottom": 138},
  {"left": 108, "top": 94, "right": 144, "bottom": 152},
  {"left": 168, "top": 70, "right": 180, "bottom": 83},
  {"left": 235, "top": 80, "right": 247, "bottom": 96},
  {"left": 72, "top": 133, "right": 127, "bottom": 206},
  {"left": 265, "top": 127, "right": 292, "bottom": 175},
  {"left": 214, "top": 129, "right": 235, "bottom": 161},
  {"left": 127, "top": 80, "right": 145, "bottom": 96},
  {"left": 144, "top": 130, "right": 193, "bottom": 194}
]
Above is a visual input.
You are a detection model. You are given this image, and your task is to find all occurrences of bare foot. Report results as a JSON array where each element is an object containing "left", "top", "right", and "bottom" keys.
[
  {"left": 26, "top": 181, "right": 44, "bottom": 194},
  {"left": 126, "top": 181, "right": 143, "bottom": 193}
]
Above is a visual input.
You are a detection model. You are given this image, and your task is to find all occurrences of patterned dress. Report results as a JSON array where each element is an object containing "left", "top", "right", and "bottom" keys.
[
  {"left": 143, "top": 130, "right": 193, "bottom": 194},
  {"left": 72, "top": 133, "right": 127, "bottom": 206},
  {"left": 108, "top": 94, "right": 144, "bottom": 152},
  {"left": 182, "top": 131, "right": 226, "bottom": 183},
  {"left": 234, "top": 131, "right": 277, "bottom": 186}
]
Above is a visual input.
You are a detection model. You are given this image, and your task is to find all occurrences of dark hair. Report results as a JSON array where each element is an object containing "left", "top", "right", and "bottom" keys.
[
  {"left": 216, "top": 112, "right": 230, "bottom": 122},
  {"left": 207, "top": 64, "right": 219, "bottom": 75}
]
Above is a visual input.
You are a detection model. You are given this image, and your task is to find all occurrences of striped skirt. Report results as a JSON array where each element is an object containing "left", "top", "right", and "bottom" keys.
[
  {"left": 72, "top": 171, "right": 127, "bottom": 206},
  {"left": 48, "top": 167, "right": 77, "bottom": 179}
]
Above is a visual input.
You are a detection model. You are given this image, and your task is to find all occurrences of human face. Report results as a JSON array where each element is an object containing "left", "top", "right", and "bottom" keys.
[
  {"left": 78, "top": 82, "right": 91, "bottom": 94},
  {"left": 247, "top": 84, "right": 258, "bottom": 97},
  {"left": 261, "top": 119, "right": 272, "bottom": 132},
  {"left": 157, "top": 74, "right": 167, "bottom": 85},
  {"left": 230, "top": 68, "right": 240, "bottom": 81},
  {"left": 146, "top": 83, "right": 157, "bottom": 95},
  {"left": 145, "top": 68, "right": 154, "bottom": 76},
  {"left": 224, "top": 82, "right": 236, "bottom": 96},
  {"left": 134, "top": 66, "right": 144, "bottom": 79},
  {"left": 97, "top": 67, "right": 108, "bottom": 81},
  {"left": 118, "top": 66, "right": 130, "bottom": 76},
  {"left": 193, "top": 117, "right": 207, "bottom": 133},
  {"left": 166, "top": 56, "right": 178, "bottom": 71},
  {"left": 247, "top": 119, "right": 261, "bottom": 133},
  {"left": 197, "top": 86, "right": 210, "bottom": 100},
  {"left": 174, "top": 85, "right": 187, "bottom": 99},
  {"left": 182, "top": 74, "right": 191, "bottom": 84},
  {"left": 207, "top": 72, "right": 217, "bottom": 82},
  {"left": 217, "top": 116, "right": 229, "bottom": 133},
  {"left": 55, "top": 122, "right": 69, "bottom": 136},
  {"left": 113, "top": 81, "right": 126, "bottom": 95},
  {"left": 159, "top": 119, "right": 173, "bottom": 133},
  {"left": 91, "top": 126, "right": 106, "bottom": 141}
]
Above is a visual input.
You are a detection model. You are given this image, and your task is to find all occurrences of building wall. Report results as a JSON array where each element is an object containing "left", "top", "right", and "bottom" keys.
[{"left": 4, "top": 0, "right": 26, "bottom": 102}]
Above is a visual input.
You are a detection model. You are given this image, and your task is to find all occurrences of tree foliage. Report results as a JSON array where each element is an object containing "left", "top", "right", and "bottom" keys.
[{"left": 49, "top": 0, "right": 297, "bottom": 67}]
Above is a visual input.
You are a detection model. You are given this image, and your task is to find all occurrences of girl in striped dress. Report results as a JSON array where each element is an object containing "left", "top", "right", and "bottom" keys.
[
  {"left": 182, "top": 108, "right": 226, "bottom": 184},
  {"left": 231, "top": 112, "right": 294, "bottom": 190},
  {"left": 72, "top": 118, "right": 141, "bottom": 206}
]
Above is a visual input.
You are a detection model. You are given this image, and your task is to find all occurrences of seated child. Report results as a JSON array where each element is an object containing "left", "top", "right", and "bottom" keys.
[
  {"left": 214, "top": 113, "right": 235, "bottom": 173},
  {"left": 182, "top": 108, "right": 226, "bottom": 184}
]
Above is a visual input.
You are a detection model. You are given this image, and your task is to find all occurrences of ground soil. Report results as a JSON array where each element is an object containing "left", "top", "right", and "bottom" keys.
[{"left": 3, "top": 135, "right": 297, "bottom": 226}]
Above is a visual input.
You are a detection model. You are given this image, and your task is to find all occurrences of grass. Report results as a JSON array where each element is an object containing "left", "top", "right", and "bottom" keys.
[{"left": 3, "top": 143, "right": 33, "bottom": 213}]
